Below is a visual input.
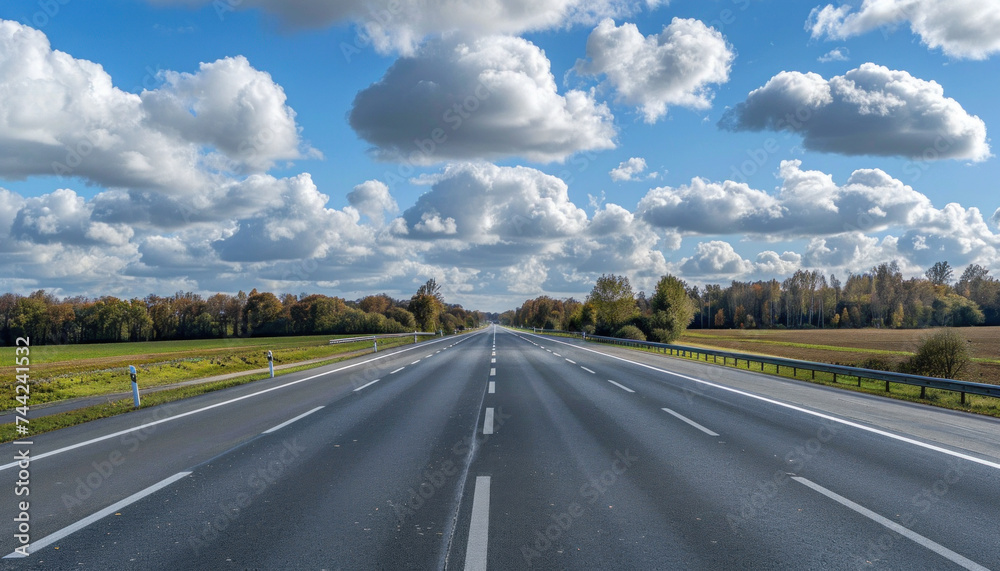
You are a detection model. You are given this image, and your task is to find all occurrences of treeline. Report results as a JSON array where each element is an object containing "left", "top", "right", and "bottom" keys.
[
  {"left": 502, "top": 274, "right": 695, "bottom": 343},
  {"left": 0, "top": 279, "right": 485, "bottom": 346},
  {"left": 503, "top": 261, "right": 1000, "bottom": 335}
]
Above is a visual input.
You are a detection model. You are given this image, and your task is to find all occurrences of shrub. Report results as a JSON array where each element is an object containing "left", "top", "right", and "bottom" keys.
[
  {"left": 614, "top": 325, "right": 646, "bottom": 341},
  {"left": 904, "top": 329, "right": 970, "bottom": 379},
  {"left": 582, "top": 324, "right": 596, "bottom": 335},
  {"left": 855, "top": 357, "right": 894, "bottom": 372},
  {"left": 649, "top": 328, "right": 674, "bottom": 343}
]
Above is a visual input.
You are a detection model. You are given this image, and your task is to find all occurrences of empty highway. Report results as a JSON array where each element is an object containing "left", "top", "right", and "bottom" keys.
[{"left": 2, "top": 325, "right": 998, "bottom": 569}]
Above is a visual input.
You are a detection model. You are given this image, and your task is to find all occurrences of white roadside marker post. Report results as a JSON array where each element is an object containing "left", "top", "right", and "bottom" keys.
[
  {"left": 129, "top": 365, "right": 140, "bottom": 408},
  {"left": 267, "top": 350, "right": 274, "bottom": 378}
]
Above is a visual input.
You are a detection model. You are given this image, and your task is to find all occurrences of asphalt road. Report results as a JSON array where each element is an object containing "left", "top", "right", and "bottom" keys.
[{"left": 1, "top": 325, "right": 998, "bottom": 569}]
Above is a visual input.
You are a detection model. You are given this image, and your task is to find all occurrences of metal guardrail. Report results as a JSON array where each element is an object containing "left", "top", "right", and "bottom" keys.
[
  {"left": 329, "top": 332, "right": 438, "bottom": 347},
  {"left": 526, "top": 328, "right": 1000, "bottom": 403}
]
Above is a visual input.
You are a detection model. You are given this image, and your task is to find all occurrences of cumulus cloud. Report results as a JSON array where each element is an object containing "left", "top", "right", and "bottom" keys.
[
  {"left": 720, "top": 63, "right": 990, "bottom": 161},
  {"left": 11, "top": 189, "right": 134, "bottom": 247},
  {"left": 152, "top": 0, "right": 665, "bottom": 55},
  {"left": 576, "top": 18, "right": 733, "bottom": 122},
  {"left": 635, "top": 160, "right": 1000, "bottom": 280},
  {"left": 140, "top": 56, "right": 316, "bottom": 172},
  {"left": 402, "top": 163, "right": 588, "bottom": 243},
  {"left": 0, "top": 20, "right": 314, "bottom": 191},
  {"left": 639, "top": 159, "right": 964, "bottom": 238},
  {"left": 680, "top": 241, "right": 755, "bottom": 277},
  {"left": 349, "top": 35, "right": 615, "bottom": 164},
  {"left": 609, "top": 157, "right": 648, "bottom": 181},
  {"left": 818, "top": 47, "right": 849, "bottom": 62},
  {"left": 808, "top": 0, "right": 1000, "bottom": 60},
  {"left": 347, "top": 180, "right": 398, "bottom": 223}
]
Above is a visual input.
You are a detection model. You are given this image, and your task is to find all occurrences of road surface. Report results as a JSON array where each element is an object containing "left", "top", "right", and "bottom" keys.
[{"left": 1, "top": 325, "right": 997, "bottom": 569}]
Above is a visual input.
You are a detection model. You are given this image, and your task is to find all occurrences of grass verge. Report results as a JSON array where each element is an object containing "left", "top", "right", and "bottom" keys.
[
  {"left": 594, "top": 340, "right": 1000, "bottom": 419},
  {"left": 0, "top": 350, "right": 375, "bottom": 443}
]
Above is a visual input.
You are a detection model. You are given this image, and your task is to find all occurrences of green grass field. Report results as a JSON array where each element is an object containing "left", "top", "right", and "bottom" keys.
[{"left": 1, "top": 333, "right": 415, "bottom": 411}]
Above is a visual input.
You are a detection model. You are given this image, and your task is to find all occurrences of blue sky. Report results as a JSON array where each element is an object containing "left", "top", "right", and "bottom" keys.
[{"left": 1, "top": 0, "right": 998, "bottom": 311}]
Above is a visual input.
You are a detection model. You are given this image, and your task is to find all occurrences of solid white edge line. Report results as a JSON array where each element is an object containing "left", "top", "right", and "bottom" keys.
[
  {"left": 488, "top": 381, "right": 495, "bottom": 394},
  {"left": 792, "top": 477, "right": 989, "bottom": 571},
  {"left": 514, "top": 329, "right": 1000, "bottom": 472},
  {"left": 464, "top": 476, "right": 491, "bottom": 571},
  {"left": 4, "top": 471, "right": 192, "bottom": 558},
  {"left": 262, "top": 406, "right": 324, "bottom": 433},
  {"left": 0, "top": 332, "right": 476, "bottom": 472},
  {"left": 390, "top": 367, "right": 405, "bottom": 374},
  {"left": 565, "top": 359, "right": 576, "bottom": 364},
  {"left": 352, "top": 379, "right": 382, "bottom": 393},
  {"left": 607, "top": 380, "right": 635, "bottom": 393},
  {"left": 483, "top": 408, "right": 494, "bottom": 435},
  {"left": 662, "top": 407, "right": 720, "bottom": 436},
  {"left": 581, "top": 367, "right": 596, "bottom": 374}
]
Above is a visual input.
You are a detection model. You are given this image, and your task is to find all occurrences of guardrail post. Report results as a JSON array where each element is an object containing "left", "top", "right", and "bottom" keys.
[
  {"left": 961, "top": 391, "right": 966, "bottom": 405},
  {"left": 129, "top": 365, "right": 140, "bottom": 408}
]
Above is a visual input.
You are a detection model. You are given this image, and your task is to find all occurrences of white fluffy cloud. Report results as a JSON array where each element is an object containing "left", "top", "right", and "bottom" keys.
[
  {"left": 818, "top": 47, "right": 849, "bottom": 62},
  {"left": 402, "top": 163, "right": 588, "bottom": 244},
  {"left": 347, "top": 180, "right": 398, "bottom": 223},
  {"left": 720, "top": 63, "right": 990, "bottom": 161},
  {"left": 680, "top": 241, "right": 754, "bottom": 277},
  {"left": 808, "top": 0, "right": 1000, "bottom": 60},
  {"left": 140, "top": 56, "right": 315, "bottom": 172},
  {"left": 0, "top": 20, "right": 314, "bottom": 191},
  {"left": 349, "top": 35, "right": 616, "bottom": 164},
  {"left": 609, "top": 157, "right": 648, "bottom": 181},
  {"left": 153, "top": 0, "right": 664, "bottom": 55},
  {"left": 576, "top": 17, "right": 733, "bottom": 122},
  {"left": 639, "top": 159, "right": 980, "bottom": 239}
]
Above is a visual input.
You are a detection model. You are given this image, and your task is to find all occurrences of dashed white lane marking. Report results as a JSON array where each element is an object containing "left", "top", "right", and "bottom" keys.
[
  {"left": 390, "top": 367, "right": 405, "bottom": 374},
  {"left": 516, "top": 328, "right": 1000, "bottom": 473},
  {"left": 411, "top": 360, "right": 421, "bottom": 365},
  {"left": 352, "top": 379, "right": 381, "bottom": 393},
  {"left": 488, "top": 381, "right": 495, "bottom": 394},
  {"left": 661, "top": 407, "right": 719, "bottom": 437},
  {"left": 464, "top": 476, "right": 491, "bottom": 571},
  {"left": 483, "top": 408, "right": 495, "bottom": 435},
  {"left": 565, "top": 359, "right": 576, "bottom": 364},
  {"left": 491, "top": 352, "right": 496, "bottom": 356},
  {"left": 491, "top": 358, "right": 496, "bottom": 363},
  {"left": 490, "top": 368, "right": 496, "bottom": 376},
  {"left": 4, "top": 471, "right": 192, "bottom": 558},
  {"left": 426, "top": 354, "right": 434, "bottom": 358},
  {"left": 793, "top": 477, "right": 988, "bottom": 571},
  {"left": 607, "top": 380, "right": 635, "bottom": 393},
  {"left": 581, "top": 367, "right": 596, "bottom": 374},
  {"left": 0, "top": 333, "right": 466, "bottom": 472},
  {"left": 263, "top": 406, "right": 325, "bottom": 432},
  {"left": 552, "top": 353, "right": 561, "bottom": 357}
]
